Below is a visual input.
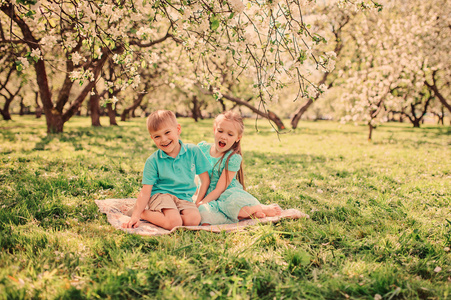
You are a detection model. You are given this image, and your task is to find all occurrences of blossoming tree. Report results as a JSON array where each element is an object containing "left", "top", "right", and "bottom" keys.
[
  {"left": 338, "top": 0, "right": 450, "bottom": 139},
  {"left": 1, "top": 0, "right": 383, "bottom": 133},
  {"left": 289, "top": 3, "right": 352, "bottom": 129}
]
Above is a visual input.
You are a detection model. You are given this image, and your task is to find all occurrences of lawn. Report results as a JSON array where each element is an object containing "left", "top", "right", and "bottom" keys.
[{"left": 0, "top": 116, "right": 450, "bottom": 299}]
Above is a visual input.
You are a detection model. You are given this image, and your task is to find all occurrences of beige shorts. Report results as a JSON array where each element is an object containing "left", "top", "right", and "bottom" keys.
[{"left": 126, "top": 193, "right": 197, "bottom": 216}]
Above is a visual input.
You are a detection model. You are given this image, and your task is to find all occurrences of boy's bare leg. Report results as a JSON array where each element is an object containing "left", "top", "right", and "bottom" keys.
[
  {"left": 140, "top": 208, "right": 182, "bottom": 230},
  {"left": 180, "top": 208, "right": 201, "bottom": 226}
]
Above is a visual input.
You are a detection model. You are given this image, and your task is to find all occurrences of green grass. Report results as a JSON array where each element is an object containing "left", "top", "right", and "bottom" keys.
[{"left": 0, "top": 116, "right": 450, "bottom": 299}]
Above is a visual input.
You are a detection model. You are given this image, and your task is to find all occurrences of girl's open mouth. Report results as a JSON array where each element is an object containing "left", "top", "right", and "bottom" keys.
[{"left": 219, "top": 141, "right": 226, "bottom": 147}]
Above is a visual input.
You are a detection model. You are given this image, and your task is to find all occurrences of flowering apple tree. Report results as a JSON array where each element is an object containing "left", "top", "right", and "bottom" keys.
[
  {"left": 289, "top": 3, "right": 354, "bottom": 129},
  {"left": 338, "top": 0, "right": 450, "bottom": 139},
  {"left": 0, "top": 0, "right": 383, "bottom": 133}
]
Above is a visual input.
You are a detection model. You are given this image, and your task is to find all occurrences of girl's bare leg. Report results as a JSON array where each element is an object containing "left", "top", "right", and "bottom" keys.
[
  {"left": 238, "top": 205, "right": 266, "bottom": 219},
  {"left": 261, "top": 204, "right": 282, "bottom": 217},
  {"left": 238, "top": 204, "right": 282, "bottom": 220}
]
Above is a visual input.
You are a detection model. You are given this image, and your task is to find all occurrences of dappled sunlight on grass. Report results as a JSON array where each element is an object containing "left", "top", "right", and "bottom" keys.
[{"left": 0, "top": 116, "right": 450, "bottom": 299}]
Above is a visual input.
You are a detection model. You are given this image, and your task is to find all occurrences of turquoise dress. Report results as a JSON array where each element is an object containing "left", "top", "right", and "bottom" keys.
[{"left": 197, "top": 141, "right": 260, "bottom": 225}]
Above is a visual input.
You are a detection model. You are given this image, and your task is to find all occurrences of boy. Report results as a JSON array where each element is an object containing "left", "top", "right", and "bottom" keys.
[{"left": 123, "top": 110, "right": 210, "bottom": 230}]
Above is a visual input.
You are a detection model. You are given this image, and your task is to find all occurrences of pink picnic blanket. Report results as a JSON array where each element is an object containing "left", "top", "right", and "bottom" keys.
[{"left": 95, "top": 198, "right": 309, "bottom": 236}]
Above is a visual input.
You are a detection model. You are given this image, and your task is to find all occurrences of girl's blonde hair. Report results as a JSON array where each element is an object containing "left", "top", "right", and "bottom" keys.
[{"left": 214, "top": 111, "right": 246, "bottom": 190}]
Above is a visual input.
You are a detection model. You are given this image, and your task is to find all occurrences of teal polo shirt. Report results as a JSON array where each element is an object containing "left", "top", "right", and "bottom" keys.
[{"left": 142, "top": 140, "right": 211, "bottom": 202}]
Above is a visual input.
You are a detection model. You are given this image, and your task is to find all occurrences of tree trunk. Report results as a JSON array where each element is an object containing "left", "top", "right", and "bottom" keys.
[
  {"left": 425, "top": 75, "right": 451, "bottom": 114},
  {"left": 0, "top": 110, "right": 11, "bottom": 120},
  {"left": 412, "top": 119, "right": 421, "bottom": 128},
  {"left": 121, "top": 92, "right": 146, "bottom": 121},
  {"left": 191, "top": 95, "right": 202, "bottom": 122},
  {"left": 368, "top": 124, "right": 375, "bottom": 141},
  {"left": 19, "top": 97, "right": 25, "bottom": 116},
  {"left": 438, "top": 106, "right": 444, "bottom": 125},
  {"left": 199, "top": 102, "right": 205, "bottom": 120},
  {"left": 107, "top": 102, "right": 118, "bottom": 126},
  {"left": 0, "top": 103, "right": 12, "bottom": 120},
  {"left": 291, "top": 99, "right": 313, "bottom": 129},
  {"left": 34, "top": 54, "right": 58, "bottom": 132},
  {"left": 1, "top": 4, "right": 61, "bottom": 133},
  {"left": 0, "top": 94, "right": 13, "bottom": 120},
  {"left": 120, "top": 108, "right": 128, "bottom": 121},
  {"left": 47, "top": 112, "right": 65, "bottom": 133},
  {"left": 140, "top": 103, "right": 148, "bottom": 116},
  {"left": 90, "top": 88, "right": 101, "bottom": 127},
  {"left": 35, "top": 92, "right": 42, "bottom": 118}
]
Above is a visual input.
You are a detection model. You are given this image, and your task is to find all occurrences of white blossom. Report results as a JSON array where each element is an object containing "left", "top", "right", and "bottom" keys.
[
  {"left": 71, "top": 52, "right": 85, "bottom": 66},
  {"left": 18, "top": 57, "right": 29, "bottom": 70},
  {"left": 110, "top": 96, "right": 118, "bottom": 104},
  {"left": 319, "top": 84, "right": 327, "bottom": 92},
  {"left": 149, "top": 52, "right": 160, "bottom": 64},
  {"left": 30, "top": 48, "right": 42, "bottom": 60},
  {"left": 229, "top": 0, "right": 245, "bottom": 14},
  {"left": 131, "top": 75, "right": 141, "bottom": 89},
  {"left": 69, "top": 70, "right": 82, "bottom": 81},
  {"left": 40, "top": 35, "right": 58, "bottom": 51}
]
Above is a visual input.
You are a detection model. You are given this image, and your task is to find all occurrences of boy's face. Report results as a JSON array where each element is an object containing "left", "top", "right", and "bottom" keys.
[{"left": 149, "top": 122, "right": 181, "bottom": 158}]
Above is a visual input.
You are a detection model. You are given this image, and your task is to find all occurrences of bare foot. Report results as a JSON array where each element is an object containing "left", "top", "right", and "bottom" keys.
[
  {"left": 261, "top": 204, "right": 282, "bottom": 217},
  {"left": 253, "top": 211, "right": 266, "bottom": 219}
]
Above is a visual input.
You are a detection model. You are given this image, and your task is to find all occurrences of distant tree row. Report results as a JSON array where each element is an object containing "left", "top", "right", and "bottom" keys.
[{"left": 1, "top": 0, "right": 449, "bottom": 139}]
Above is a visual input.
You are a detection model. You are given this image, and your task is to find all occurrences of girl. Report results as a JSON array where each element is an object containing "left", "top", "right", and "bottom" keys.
[{"left": 196, "top": 111, "right": 282, "bottom": 225}]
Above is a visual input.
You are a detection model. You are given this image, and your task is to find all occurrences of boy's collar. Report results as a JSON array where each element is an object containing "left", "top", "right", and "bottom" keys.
[{"left": 158, "top": 140, "right": 186, "bottom": 159}]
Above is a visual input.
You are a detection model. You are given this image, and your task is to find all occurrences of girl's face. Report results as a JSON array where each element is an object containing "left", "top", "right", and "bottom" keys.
[{"left": 213, "top": 118, "right": 242, "bottom": 155}]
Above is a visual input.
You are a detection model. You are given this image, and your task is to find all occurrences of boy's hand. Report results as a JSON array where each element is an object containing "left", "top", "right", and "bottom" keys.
[
  {"left": 122, "top": 216, "right": 140, "bottom": 229},
  {"left": 123, "top": 184, "right": 152, "bottom": 229}
]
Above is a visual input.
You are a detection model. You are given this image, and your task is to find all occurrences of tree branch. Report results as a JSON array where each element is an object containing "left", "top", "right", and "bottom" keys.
[
  {"left": 424, "top": 70, "right": 451, "bottom": 114},
  {"left": 62, "top": 49, "right": 110, "bottom": 122}
]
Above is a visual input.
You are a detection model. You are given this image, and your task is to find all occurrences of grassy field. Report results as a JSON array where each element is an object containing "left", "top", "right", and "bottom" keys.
[{"left": 0, "top": 116, "right": 450, "bottom": 299}]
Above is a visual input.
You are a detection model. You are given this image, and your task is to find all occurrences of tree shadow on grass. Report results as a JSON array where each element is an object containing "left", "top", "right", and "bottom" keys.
[
  {"left": 247, "top": 126, "right": 366, "bottom": 138},
  {"left": 380, "top": 123, "right": 450, "bottom": 137},
  {"left": 32, "top": 125, "right": 150, "bottom": 153},
  {"left": 244, "top": 150, "right": 430, "bottom": 224}
]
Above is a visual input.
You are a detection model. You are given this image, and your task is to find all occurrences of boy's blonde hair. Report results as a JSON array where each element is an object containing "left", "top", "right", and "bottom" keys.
[{"left": 146, "top": 110, "right": 178, "bottom": 134}]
